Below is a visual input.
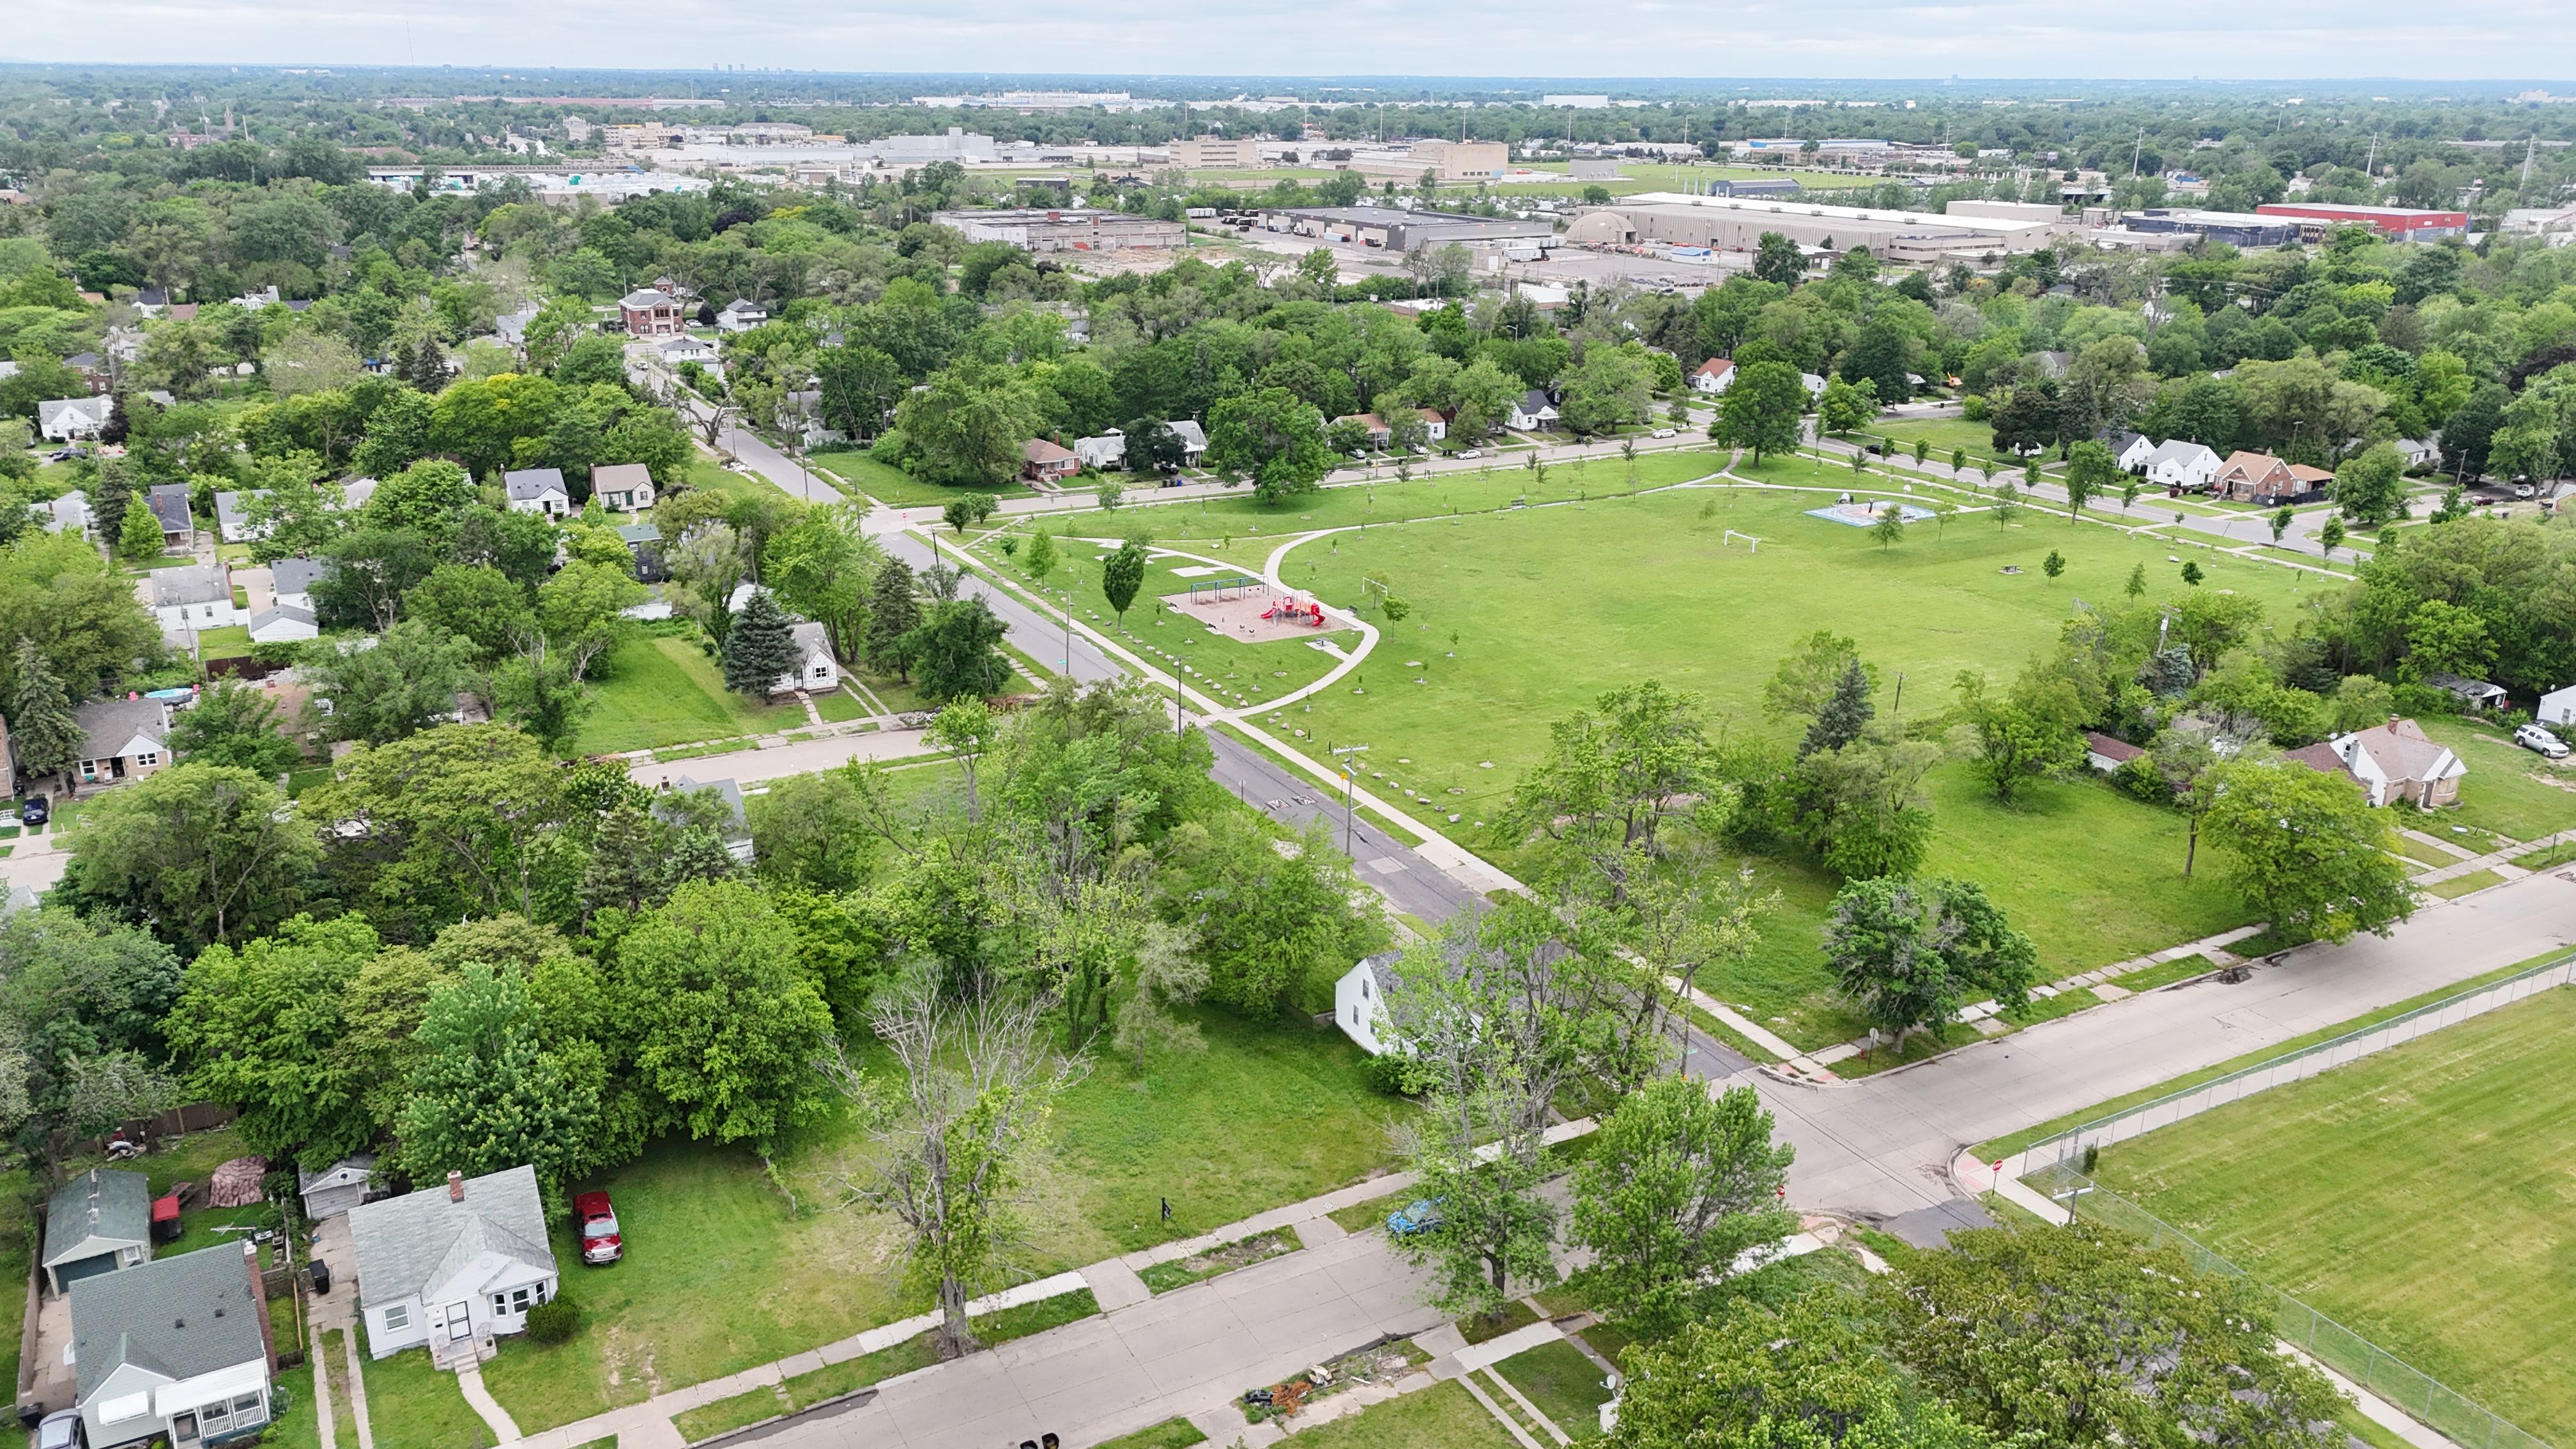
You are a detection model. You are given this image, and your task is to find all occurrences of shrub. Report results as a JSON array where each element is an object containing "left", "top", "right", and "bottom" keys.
[
  {"left": 1961, "top": 394, "right": 1990, "bottom": 420},
  {"left": 1359, "top": 1050, "right": 1436, "bottom": 1096},
  {"left": 2112, "top": 754, "right": 2170, "bottom": 804},
  {"left": 524, "top": 1296, "right": 581, "bottom": 1344}
]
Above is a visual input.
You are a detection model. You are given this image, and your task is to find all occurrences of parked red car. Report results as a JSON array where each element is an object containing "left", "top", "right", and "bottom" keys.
[{"left": 575, "top": 1191, "right": 622, "bottom": 1265}]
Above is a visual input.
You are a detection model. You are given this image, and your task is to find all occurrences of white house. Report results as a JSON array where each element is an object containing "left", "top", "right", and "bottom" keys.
[
  {"left": 295, "top": 1156, "right": 377, "bottom": 1222},
  {"left": 40, "top": 491, "right": 91, "bottom": 535},
  {"left": 2538, "top": 684, "right": 2576, "bottom": 727},
  {"left": 502, "top": 468, "right": 571, "bottom": 518},
  {"left": 1166, "top": 419, "right": 1209, "bottom": 468},
  {"left": 211, "top": 491, "right": 272, "bottom": 544},
  {"left": 2393, "top": 436, "right": 2440, "bottom": 470},
  {"left": 2110, "top": 431, "right": 2157, "bottom": 473},
  {"left": 1333, "top": 951, "right": 1405, "bottom": 1057},
  {"left": 1416, "top": 407, "right": 1450, "bottom": 443},
  {"left": 144, "top": 565, "right": 243, "bottom": 634},
  {"left": 590, "top": 463, "right": 657, "bottom": 512},
  {"left": 1797, "top": 371, "right": 1829, "bottom": 399},
  {"left": 1073, "top": 431, "right": 1128, "bottom": 470},
  {"left": 714, "top": 298, "right": 769, "bottom": 333},
  {"left": 1690, "top": 357, "right": 1735, "bottom": 395},
  {"left": 2291, "top": 718, "right": 2466, "bottom": 809},
  {"left": 70, "top": 1243, "right": 275, "bottom": 1449},
  {"left": 657, "top": 334, "right": 719, "bottom": 367},
  {"left": 349, "top": 1165, "right": 558, "bottom": 1367},
  {"left": 1508, "top": 388, "right": 1560, "bottom": 431},
  {"left": 2142, "top": 440, "right": 2223, "bottom": 492},
  {"left": 247, "top": 604, "right": 318, "bottom": 644},
  {"left": 338, "top": 477, "right": 379, "bottom": 514},
  {"left": 38, "top": 395, "right": 113, "bottom": 442},
  {"left": 778, "top": 622, "right": 838, "bottom": 695},
  {"left": 268, "top": 557, "right": 332, "bottom": 614}
]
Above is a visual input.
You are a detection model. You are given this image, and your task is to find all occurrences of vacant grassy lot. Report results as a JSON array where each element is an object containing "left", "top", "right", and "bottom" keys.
[
  {"left": 807, "top": 448, "right": 1043, "bottom": 507},
  {"left": 2090, "top": 985, "right": 2576, "bottom": 1445},
  {"left": 481, "top": 1009, "right": 1400, "bottom": 1431},
  {"left": 573, "top": 634, "right": 796, "bottom": 755},
  {"left": 1489, "top": 1339, "right": 1616, "bottom": 1441},
  {"left": 1292, "top": 1380, "right": 1514, "bottom": 1449},
  {"left": 2411, "top": 716, "right": 2576, "bottom": 842}
]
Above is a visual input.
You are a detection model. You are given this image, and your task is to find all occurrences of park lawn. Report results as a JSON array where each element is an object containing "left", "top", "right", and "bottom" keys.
[
  {"left": 1489, "top": 1339, "right": 1616, "bottom": 1441},
  {"left": 482, "top": 1011, "right": 1400, "bottom": 1430},
  {"left": 1844, "top": 417, "right": 2012, "bottom": 470},
  {"left": 2089, "top": 985, "right": 2576, "bottom": 1445},
  {"left": 1291, "top": 1380, "right": 1515, "bottom": 1449},
  {"left": 2409, "top": 716, "right": 2576, "bottom": 843},
  {"left": 356, "top": 1337, "right": 489, "bottom": 1449},
  {"left": 807, "top": 448, "right": 1040, "bottom": 507},
  {"left": 573, "top": 634, "right": 795, "bottom": 756}
]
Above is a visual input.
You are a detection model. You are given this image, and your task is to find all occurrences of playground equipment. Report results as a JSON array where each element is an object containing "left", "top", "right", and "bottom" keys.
[
  {"left": 1262, "top": 595, "right": 1329, "bottom": 628},
  {"left": 1187, "top": 575, "right": 1266, "bottom": 604}
]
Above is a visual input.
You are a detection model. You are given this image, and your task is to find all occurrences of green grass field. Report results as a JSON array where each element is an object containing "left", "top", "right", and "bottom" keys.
[
  {"left": 2410, "top": 716, "right": 2576, "bottom": 842},
  {"left": 356, "top": 1335, "right": 489, "bottom": 1449},
  {"left": 2090, "top": 985, "right": 2576, "bottom": 1445},
  {"left": 1862, "top": 418, "right": 2021, "bottom": 472},
  {"left": 481, "top": 1009, "right": 1400, "bottom": 1431},
  {"left": 1488, "top": 1340, "right": 1616, "bottom": 1441},
  {"left": 1291, "top": 1381, "right": 1514, "bottom": 1449},
  {"left": 572, "top": 634, "right": 799, "bottom": 756},
  {"left": 807, "top": 448, "right": 1043, "bottom": 507}
]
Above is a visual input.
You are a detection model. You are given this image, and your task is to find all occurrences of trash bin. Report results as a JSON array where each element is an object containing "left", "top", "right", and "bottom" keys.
[{"left": 309, "top": 1259, "right": 332, "bottom": 1295}]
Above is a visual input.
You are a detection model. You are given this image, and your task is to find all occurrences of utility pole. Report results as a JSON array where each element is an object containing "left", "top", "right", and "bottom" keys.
[
  {"left": 2131, "top": 127, "right": 2143, "bottom": 179},
  {"left": 2364, "top": 132, "right": 2378, "bottom": 181},
  {"left": 1331, "top": 744, "right": 1370, "bottom": 854},
  {"left": 2523, "top": 135, "right": 2539, "bottom": 192}
]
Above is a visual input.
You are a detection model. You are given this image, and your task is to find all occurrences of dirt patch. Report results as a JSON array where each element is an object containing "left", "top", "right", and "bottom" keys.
[{"left": 1158, "top": 588, "right": 1347, "bottom": 645}]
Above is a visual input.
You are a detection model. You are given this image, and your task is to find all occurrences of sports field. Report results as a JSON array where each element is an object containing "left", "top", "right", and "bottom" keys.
[
  {"left": 1165, "top": 465, "right": 2322, "bottom": 1044},
  {"left": 2090, "top": 985, "right": 2576, "bottom": 1445}
]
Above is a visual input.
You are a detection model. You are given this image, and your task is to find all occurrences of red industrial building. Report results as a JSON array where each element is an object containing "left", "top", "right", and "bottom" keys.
[{"left": 2255, "top": 203, "right": 2469, "bottom": 242}]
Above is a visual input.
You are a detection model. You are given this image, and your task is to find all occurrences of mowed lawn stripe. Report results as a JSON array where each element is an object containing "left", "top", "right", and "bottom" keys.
[{"left": 2092, "top": 986, "right": 2576, "bottom": 1445}]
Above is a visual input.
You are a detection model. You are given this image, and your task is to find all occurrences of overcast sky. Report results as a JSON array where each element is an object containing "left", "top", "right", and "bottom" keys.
[{"left": 6, "top": 0, "right": 2571, "bottom": 83}]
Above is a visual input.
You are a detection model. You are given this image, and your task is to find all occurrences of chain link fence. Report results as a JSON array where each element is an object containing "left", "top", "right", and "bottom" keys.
[
  {"left": 2027, "top": 1163, "right": 2554, "bottom": 1449},
  {"left": 2027, "top": 953, "right": 2576, "bottom": 1172}
]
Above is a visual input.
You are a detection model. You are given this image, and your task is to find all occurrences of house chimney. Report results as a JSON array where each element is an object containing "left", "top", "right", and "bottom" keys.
[{"left": 447, "top": 1170, "right": 464, "bottom": 1202}]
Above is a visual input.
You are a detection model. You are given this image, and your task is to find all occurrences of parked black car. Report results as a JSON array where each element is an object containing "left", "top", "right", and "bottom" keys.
[{"left": 19, "top": 795, "right": 48, "bottom": 827}]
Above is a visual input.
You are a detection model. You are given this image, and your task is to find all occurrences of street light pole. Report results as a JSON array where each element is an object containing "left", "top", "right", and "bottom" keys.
[{"left": 1331, "top": 744, "right": 1370, "bottom": 855}]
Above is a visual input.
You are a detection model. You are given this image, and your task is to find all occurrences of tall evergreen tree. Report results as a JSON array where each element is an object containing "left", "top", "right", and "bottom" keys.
[
  {"left": 89, "top": 456, "right": 134, "bottom": 546},
  {"left": 1799, "top": 659, "right": 1875, "bottom": 757},
  {"left": 8, "top": 640, "right": 83, "bottom": 792},
  {"left": 864, "top": 558, "right": 922, "bottom": 681},
  {"left": 720, "top": 589, "right": 798, "bottom": 695}
]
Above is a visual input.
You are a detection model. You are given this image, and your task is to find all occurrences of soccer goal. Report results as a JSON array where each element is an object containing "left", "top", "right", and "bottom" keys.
[{"left": 1723, "top": 530, "right": 1762, "bottom": 553}]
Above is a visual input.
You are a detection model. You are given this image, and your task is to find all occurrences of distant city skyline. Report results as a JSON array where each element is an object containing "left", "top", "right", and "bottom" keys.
[{"left": 5, "top": 0, "right": 2574, "bottom": 85}]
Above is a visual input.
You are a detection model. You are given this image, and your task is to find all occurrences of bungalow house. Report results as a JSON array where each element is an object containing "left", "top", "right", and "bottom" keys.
[
  {"left": 2212, "top": 450, "right": 2302, "bottom": 505},
  {"left": 146, "top": 485, "right": 195, "bottom": 547},
  {"left": 502, "top": 468, "right": 571, "bottom": 518},
  {"left": 144, "top": 565, "right": 241, "bottom": 633},
  {"left": 590, "top": 463, "right": 656, "bottom": 512},
  {"left": 656, "top": 334, "right": 719, "bottom": 368},
  {"left": 775, "top": 622, "right": 838, "bottom": 696},
  {"left": 1690, "top": 357, "right": 1736, "bottom": 395},
  {"left": 246, "top": 605, "right": 318, "bottom": 645},
  {"left": 658, "top": 774, "right": 755, "bottom": 863},
  {"left": 2143, "top": 439, "right": 2223, "bottom": 492},
  {"left": 2083, "top": 732, "right": 2145, "bottom": 774},
  {"left": 1798, "top": 371, "right": 1828, "bottom": 399},
  {"left": 2538, "top": 683, "right": 2576, "bottom": 728},
  {"left": 2108, "top": 431, "right": 2156, "bottom": 473},
  {"left": 2393, "top": 437, "right": 2440, "bottom": 470},
  {"left": 40, "top": 491, "right": 91, "bottom": 535},
  {"left": 349, "top": 1165, "right": 559, "bottom": 1367},
  {"left": 618, "top": 288, "right": 684, "bottom": 338},
  {"left": 1335, "top": 413, "right": 1392, "bottom": 450},
  {"left": 1417, "top": 407, "right": 1449, "bottom": 443},
  {"left": 618, "top": 523, "right": 667, "bottom": 582},
  {"left": 1167, "top": 419, "right": 1209, "bottom": 468},
  {"left": 1508, "top": 388, "right": 1559, "bottom": 431},
  {"left": 268, "top": 557, "right": 332, "bottom": 614},
  {"left": 72, "top": 698, "right": 173, "bottom": 795},
  {"left": 211, "top": 490, "right": 271, "bottom": 544},
  {"left": 2426, "top": 673, "right": 2509, "bottom": 712},
  {"left": 714, "top": 298, "right": 769, "bottom": 333},
  {"left": 69, "top": 1243, "right": 275, "bottom": 1449},
  {"left": 1333, "top": 951, "right": 1404, "bottom": 1057},
  {"left": 1022, "top": 438, "right": 1079, "bottom": 485},
  {"left": 44, "top": 1169, "right": 153, "bottom": 1292},
  {"left": 38, "top": 395, "right": 112, "bottom": 442},
  {"left": 339, "top": 477, "right": 379, "bottom": 513},
  {"left": 1073, "top": 431, "right": 1128, "bottom": 470},
  {"left": 2289, "top": 717, "right": 2466, "bottom": 809},
  {"left": 296, "top": 1156, "right": 378, "bottom": 1222}
]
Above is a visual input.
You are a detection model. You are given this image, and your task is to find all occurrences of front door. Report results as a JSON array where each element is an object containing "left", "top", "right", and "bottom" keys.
[
  {"left": 172, "top": 1412, "right": 200, "bottom": 1446},
  {"left": 445, "top": 1300, "right": 473, "bottom": 1340}
]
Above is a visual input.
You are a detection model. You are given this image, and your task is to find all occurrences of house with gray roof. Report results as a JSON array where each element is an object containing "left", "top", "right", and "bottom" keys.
[
  {"left": 348, "top": 1165, "right": 558, "bottom": 1367},
  {"left": 296, "top": 1155, "right": 378, "bottom": 1222},
  {"left": 247, "top": 604, "right": 318, "bottom": 645},
  {"left": 266, "top": 556, "right": 334, "bottom": 613},
  {"left": 70, "top": 1241, "right": 275, "bottom": 1449},
  {"left": 1166, "top": 418, "right": 1208, "bottom": 466},
  {"left": 72, "top": 698, "right": 172, "bottom": 796},
  {"left": 142, "top": 564, "right": 241, "bottom": 633},
  {"left": 590, "top": 461, "right": 656, "bottom": 512},
  {"left": 40, "top": 490, "right": 91, "bottom": 535},
  {"left": 211, "top": 490, "right": 272, "bottom": 544},
  {"left": 502, "top": 467, "right": 571, "bottom": 518},
  {"left": 37, "top": 395, "right": 113, "bottom": 442},
  {"left": 145, "top": 484, "right": 195, "bottom": 547},
  {"left": 44, "top": 1169, "right": 154, "bottom": 1292}
]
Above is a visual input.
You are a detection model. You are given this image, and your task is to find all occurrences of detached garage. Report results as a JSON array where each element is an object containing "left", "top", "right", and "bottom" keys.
[{"left": 45, "top": 1169, "right": 153, "bottom": 1293}]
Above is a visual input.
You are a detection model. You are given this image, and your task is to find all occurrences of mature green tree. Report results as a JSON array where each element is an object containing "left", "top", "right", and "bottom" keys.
[
  {"left": 1709, "top": 360, "right": 1805, "bottom": 463},
  {"left": 1817, "top": 376, "right": 1879, "bottom": 436},
  {"left": 1501, "top": 678, "right": 1714, "bottom": 910},
  {"left": 1802, "top": 659, "right": 1876, "bottom": 757},
  {"left": 2331, "top": 442, "right": 2408, "bottom": 525},
  {"left": 164, "top": 914, "right": 381, "bottom": 1165},
  {"left": 1206, "top": 386, "right": 1332, "bottom": 503},
  {"left": 59, "top": 763, "right": 320, "bottom": 951},
  {"left": 1156, "top": 812, "right": 1381, "bottom": 1016},
  {"left": 7, "top": 638, "right": 84, "bottom": 792},
  {"left": 1954, "top": 667, "right": 2085, "bottom": 804},
  {"left": 1823, "top": 876, "right": 2034, "bottom": 1047},
  {"left": 1560, "top": 345, "right": 1652, "bottom": 438},
  {"left": 303, "top": 724, "right": 576, "bottom": 941},
  {"left": 1569, "top": 1077, "right": 1795, "bottom": 1337},
  {"left": 905, "top": 596, "right": 1010, "bottom": 703},
  {"left": 0, "top": 908, "right": 183, "bottom": 1169},
  {"left": 396, "top": 963, "right": 601, "bottom": 1212},
  {"left": 116, "top": 496, "right": 165, "bottom": 560},
  {"left": 2064, "top": 439, "right": 2118, "bottom": 518},
  {"left": 312, "top": 526, "right": 439, "bottom": 632},
  {"left": 2202, "top": 760, "right": 2412, "bottom": 944},
  {"left": 763, "top": 507, "right": 878, "bottom": 663},
  {"left": 491, "top": 643, "right": 592, "bottom": 756},
  {"left": 165, "top": 677, "right": 299, "bottom": 778},
  {"left": 1612, "top": 1294, "right": 2004, "bottom": 1449},
  {"left": 745, "top": 765, "right": 885, "bottom": 894},
  {"left": 1101, "top": 537, "right": 1147, "bottom": 622},
  {"left": 1883, "top": 1223, "right": 2349, "bottom": 1449},
  {"left": 405, "top": 562, "right": 535, "bottom": 662},
  {"left": 533, "top": 559, "right": 645, "bottom": 670},
  {"left": 611, "top": 880, "right": 836, "bottom": 1147},
  {"left": 0, "top": 532, "right": 163, "bottom": 703},
  {"left": 1751, "top": 231, "right": 1804, "bottom": 288},
  {"left": 897, "top": 363, "right": 1046, "bottom": 488},
  {"left": 722, "top": 588, "right": 799, "bottom": 696},
  {"left": 308, "top": 619, "right": 479, "bottom": 745},
  {"left": 865, "top": 557, "right": 923, "bottom": 680},
  {"left": 939, "top": 492, "right": 997, "bottom": 537}
]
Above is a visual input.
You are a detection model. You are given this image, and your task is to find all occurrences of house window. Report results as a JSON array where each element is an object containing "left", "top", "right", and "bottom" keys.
[
  {"left": 511, "top": 1286, "right": 533, "bottom": 1312},
  {"left": 382, "top": 1303, "right": 410, "bottom": 1331},
  {"left": 77, "top": 760, "right": 96, "bottom": 780},
  {"left": 135, "top": 753, "right": 158, "bottom": 768}
]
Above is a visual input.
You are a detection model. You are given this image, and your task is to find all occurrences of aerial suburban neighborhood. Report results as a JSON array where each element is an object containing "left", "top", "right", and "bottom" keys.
[{"left": 0, "top": 40, "right": 2568, "bottom": 1449}]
